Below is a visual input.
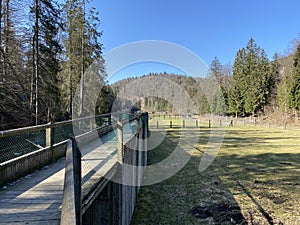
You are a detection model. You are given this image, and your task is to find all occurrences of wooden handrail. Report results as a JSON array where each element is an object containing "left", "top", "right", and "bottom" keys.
[
  {"left": 61, "top": 139, "right": 82, "bottom": 225},
  {"left": 0, "top": 112, "right": 136, "bottom": 138}
]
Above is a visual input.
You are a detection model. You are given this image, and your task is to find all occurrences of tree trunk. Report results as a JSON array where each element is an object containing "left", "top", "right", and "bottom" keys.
[
  {"left": 34, "top": 0, "right": 40, "bottom": 125},
  {"left": 30, "top": 37, "right": 35, "bottom": 125},
  {"left": 79, "top": 0, "right": 85, "bottom": 118},
  {"left": 69, "top": 65, "right": 73, "bottom": 119},
  {"left": 3, "top": 0, "right": 9, "bottom": 80},
  {"left": 0, "top": 0, "right": 2, "bottom": 82}
]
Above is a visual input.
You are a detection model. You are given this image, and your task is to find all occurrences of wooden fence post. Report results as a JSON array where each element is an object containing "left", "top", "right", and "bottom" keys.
[
  {"left": 61, "top": 139, "right": 82, "bottom": 225},
  {"left": 208, "top": 120, "right": 211, "bottom": 128},
  {"left": 144, "top": 113, "right": 148, "bottom": 167},
  {"left": 136, "top": 116, "right": 140, "bottom": 136},
  {"left": 182, "top": 120, "right": 185, "bottom": 128},
  {"left": 46, "top": 124, "right": 54, "bottom": 160},
  {"left": 170, "top": 121, "right": 172, "bottom": 128},
  {"left": 117, "top": 121, "right": 123, "bottom": 164}
]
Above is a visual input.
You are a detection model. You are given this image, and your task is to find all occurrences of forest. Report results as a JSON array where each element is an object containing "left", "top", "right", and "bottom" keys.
[
  {"left": 0, "top": 0, "right": 107, "bottom": 130},
  {"left": 1, "top": 0, "right": 300, "bottom": 130}
]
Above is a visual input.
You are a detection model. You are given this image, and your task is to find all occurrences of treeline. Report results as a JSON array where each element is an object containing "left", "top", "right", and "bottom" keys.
[
  {"left": 113, "top": 37, "right": 300, "bottom": 121},
  {"left": 0, "top": 0, "right": 106, "bottom": 130},
  {"left": 216, "top": 37, "right": 300, "bottom": 120}
]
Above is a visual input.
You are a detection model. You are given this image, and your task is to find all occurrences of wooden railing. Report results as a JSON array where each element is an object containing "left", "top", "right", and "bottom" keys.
[
  {"left": 0, "top": 113, "right": 116, "bottom": 186},
  {"left": 61, "top": 139, "right": 82, "bottom": 225},
  {"left": 60, "top": 112, "right": 148, "bottom": 225}
]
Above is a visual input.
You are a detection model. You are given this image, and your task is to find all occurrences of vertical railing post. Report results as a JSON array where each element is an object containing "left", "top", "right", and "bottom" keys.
[
  {"left": 136, "top": 115, "right": 140, "bottom": 136},
  {"left": 72, "top": 140, "right": 82, "bottom": 225},
  {"left": 138, "top": 115, "right": 143, "bottom": 189},
  {"left": 117, "top": 121, "right": 123, "bottom": 164},
  {"left": 61, "top": 139, "right": 82, "bottom": 225},
  {"left": 116, "top": 119, "right": 125, "bottom": 225},
  {"left": 89, "top": 117, "right": 94, "bottom": 130},
  {"left": 46, "top": 124, "right": 54, "bottom": 161},
  {"left": 144, "top": 113, "right": 148, "bottom": 167}
]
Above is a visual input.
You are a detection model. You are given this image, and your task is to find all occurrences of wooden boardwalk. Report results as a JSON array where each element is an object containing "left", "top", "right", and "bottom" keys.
[
  {"left": 0, "top": 158, "right": 65, "bottom": 224},
  {"left": 0, "top": 123, "right": 135, "bottom": 225}
]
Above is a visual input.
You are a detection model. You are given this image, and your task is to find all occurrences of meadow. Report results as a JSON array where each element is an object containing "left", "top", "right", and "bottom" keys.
[{"left": 131, "top": 116, "right": 300, "bottom": 224}]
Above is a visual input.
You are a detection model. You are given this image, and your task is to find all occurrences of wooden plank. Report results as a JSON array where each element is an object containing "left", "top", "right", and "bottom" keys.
[
  {"left": 0, "top": 157, "right": 65, "bottom": 224},
  {"left": 0, "top": 121, "right": 139, "bottom": 225},
  {"left": 0, "top": 220, "right": 60, "bottom": 225},
  {"left": 0, "top": 203, "right": 61, "bottom": 210}
]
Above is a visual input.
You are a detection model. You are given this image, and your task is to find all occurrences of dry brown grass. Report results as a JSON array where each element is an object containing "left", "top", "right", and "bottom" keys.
[{"left": 131, "top": 122, "right": 300, "bottom": 224}]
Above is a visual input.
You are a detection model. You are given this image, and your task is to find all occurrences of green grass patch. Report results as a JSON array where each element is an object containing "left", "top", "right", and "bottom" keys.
[{"left": 131, "top": 122, "right": 300, "bottom": 224}]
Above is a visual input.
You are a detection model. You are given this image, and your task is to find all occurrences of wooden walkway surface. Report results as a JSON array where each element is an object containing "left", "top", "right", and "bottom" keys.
[{"left": 0, "top": 123, "right": 135, "bottom": 225}]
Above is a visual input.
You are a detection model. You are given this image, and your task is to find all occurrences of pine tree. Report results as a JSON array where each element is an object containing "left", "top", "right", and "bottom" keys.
[
  {"left": 228, "top": 38, "right": 273, "bottom": 116},
  {"left": 209, "top": 57, "right": 228, "bottom": 115},
  {"left": 228, "top": 84, "right": 243, "bottom": 118},
  {"left": 210, "top": 56, "right": 223, "bottom": 82},
  {"left": 26, "top": 0, "right": 63, "bottom": 124},
  {"left": 229, "top": 48, "right": 246, "bottom": 116},
  {"left": 269, "top": 53, "right": 281, "bottom": 108},
  {"left": 278, "top": 75, "right": 289, "bottom": 113},
  {"left": 288, "top": 43, "right": 300, "bottom": 122},
  {"left": 60, "top": 0, "right": 104, "bottom": 119}
]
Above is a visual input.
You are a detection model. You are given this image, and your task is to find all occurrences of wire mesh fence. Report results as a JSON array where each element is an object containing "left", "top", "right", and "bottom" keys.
[
  {"left": 0, "top": 130, "right": 46, "bottom": 163},
  {"left": 0, "top": 114, "right": 122, "bottom": 164}
]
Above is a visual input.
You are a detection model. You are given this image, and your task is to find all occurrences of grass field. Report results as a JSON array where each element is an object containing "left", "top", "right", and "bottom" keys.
[{"left": 130, "top": 117, "right": 300, "bottom": 225}]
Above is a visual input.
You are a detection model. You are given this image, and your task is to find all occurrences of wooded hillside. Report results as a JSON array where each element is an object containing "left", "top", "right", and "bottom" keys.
[{"left": 112, "top": 38, "right": 300, "bottom": 126}]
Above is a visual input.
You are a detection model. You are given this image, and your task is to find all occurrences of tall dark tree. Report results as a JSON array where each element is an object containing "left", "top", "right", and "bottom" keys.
[
  {"left": 60, "top": 0, "right": 104, "bottom": 119},
  {"left": 210, "top": 56, "right": 223, "bottom": 82},
  {"left": 288, "top": 43, "right": 300, "bottom": 122},
  {"left": 209, "top": 57, "right": 228, "bottom": 115},
  {"left": 228, "top": 38, "right": 273, "bottom": 116},
  {"left": 0, "top": 0, "right": 30, "bottom": 129},
  {"left": 27, "top": 0, "right": 62, "bottom": 124},
  {"left": 269, "top": 52, "right": 281, "bottom": 108}
]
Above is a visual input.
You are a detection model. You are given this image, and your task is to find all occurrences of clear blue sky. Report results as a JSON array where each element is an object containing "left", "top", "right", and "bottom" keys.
[{"left": 93, "top": 0, "right": 300, "bottom": 81}]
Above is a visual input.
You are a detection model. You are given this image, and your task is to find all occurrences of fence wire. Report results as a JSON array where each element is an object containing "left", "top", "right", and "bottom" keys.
[
  {"left": 0, "top": 114, "right": 116, "bottom": 164},
  {"left": 0, "top": 130, "right": 46, "bottom": 163}
]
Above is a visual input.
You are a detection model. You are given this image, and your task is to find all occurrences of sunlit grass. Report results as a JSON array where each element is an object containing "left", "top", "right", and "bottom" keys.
[{"left": 131, "top": 118, "right": 300, "bottom": 224}]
